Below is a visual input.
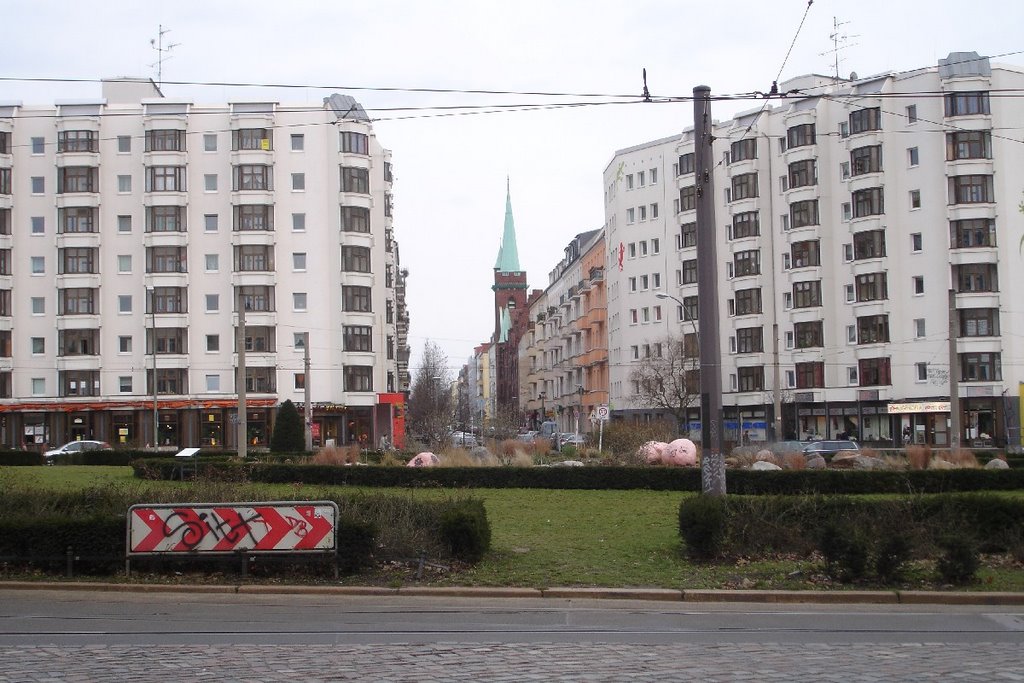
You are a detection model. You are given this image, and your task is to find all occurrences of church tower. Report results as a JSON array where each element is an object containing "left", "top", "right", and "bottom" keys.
[{"left": 491, "top": 181, "right": 529, "bottom": 415}]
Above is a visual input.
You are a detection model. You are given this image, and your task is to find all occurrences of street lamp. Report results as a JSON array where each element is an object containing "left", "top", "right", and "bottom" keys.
[{"left": 538, "top": 391, "right": 546, "bottom": 429}]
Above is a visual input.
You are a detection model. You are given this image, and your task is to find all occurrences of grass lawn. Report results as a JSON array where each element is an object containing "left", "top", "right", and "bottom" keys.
[{"left": 3, "top": 466, "right": 1023, "bottom": 591}]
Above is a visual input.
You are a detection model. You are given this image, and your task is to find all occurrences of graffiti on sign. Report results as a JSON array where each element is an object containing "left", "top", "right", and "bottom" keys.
[{"left": 127, "top": 501, "right": 338, "bottom": 554}]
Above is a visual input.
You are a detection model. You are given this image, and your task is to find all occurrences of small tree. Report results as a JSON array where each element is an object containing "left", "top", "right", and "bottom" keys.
[
  {"left": 270, "top": 399, "right": 305, "bottom": 453},
  {"left": 628, "top": 332, "right": 699, "bottom": 434},
  {"left": 407, "top": 340, "right": 455, "bottom": 450}
]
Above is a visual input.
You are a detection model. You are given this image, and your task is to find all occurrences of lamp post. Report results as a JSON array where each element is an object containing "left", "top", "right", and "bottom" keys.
[
  {"left": 538, "top": 391, "right": 546, "bottom": 427},
  {"left": 147, "top": 287, "right": 158, "bottom": 449}
]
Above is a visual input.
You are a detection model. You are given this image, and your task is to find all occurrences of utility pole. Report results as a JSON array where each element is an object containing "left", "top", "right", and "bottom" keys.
[
  {"left": 694, "top": 85, "right": 726, "bottom": 496},
  {"left": 236, "top": 291, "right": 247, "bottom": 459},
  {"left": 148, "top": 287, "right": 158, "bottom": 448},
  {"left": 303, "top": 332, "right": 312, "bottom": 451},
  {"left": 948, "top": 289, "right": 961, "bottom": 449},
  {"left": 772, "top": 323, "right": 782, "bottom": 441}
]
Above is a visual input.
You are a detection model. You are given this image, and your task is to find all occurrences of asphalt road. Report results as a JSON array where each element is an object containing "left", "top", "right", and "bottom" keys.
[{"left": 1, "top": 590, "right": 1022, "bottom": 680}]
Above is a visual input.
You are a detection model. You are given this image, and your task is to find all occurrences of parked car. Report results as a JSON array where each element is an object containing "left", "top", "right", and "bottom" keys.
[
  {"left": 515, "top": 431, "right": 540, "bottom": 444},
  {"left": 802, "top": 440, "right": 859, "bottom": 460},
  {"left": 766, "top": 440, "right": 806, "bottom": 456},
  {"left": 557, "top": 433, "right": 589, "bottom": 448},
  {"left": 450, "top": 431, "right": 478, "bottom": 447},
  {"left": 44, "top": 440, "right": 111, "bottom": 464}
]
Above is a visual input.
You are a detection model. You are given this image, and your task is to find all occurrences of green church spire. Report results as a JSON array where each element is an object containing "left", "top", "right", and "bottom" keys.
[{"left": 494, "top": 178, "right": 521, "bottom": 273}]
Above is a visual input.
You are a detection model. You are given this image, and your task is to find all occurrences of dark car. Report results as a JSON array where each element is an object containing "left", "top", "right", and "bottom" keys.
[{"left": 802, "top": 440, "right": 860, "bottom": 460}]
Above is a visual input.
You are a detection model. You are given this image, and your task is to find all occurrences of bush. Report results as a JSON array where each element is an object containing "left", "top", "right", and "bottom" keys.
[
  {"left": 937, "top": 535, "right": 980, "bottom": 585},
  {"left": 0, "top": 450, "right": 45, "bottom": 466},
  {"left": 818, "top": 523, "right": 868, "bottom": 582},
  {"left": 270, "top": 399, "right": 306, "bottom": 453},
  {"left": 874, "top": 534, "right": 913, "bottom": 584},
  {"left": 439, "top": 500, "right": 491, "bottom": 562},
  {"left": 335, "top": 517, "right": 377, "bottom": 573},
  {"left": 678, "top": 495, "right": 728, "bottom": 560}
]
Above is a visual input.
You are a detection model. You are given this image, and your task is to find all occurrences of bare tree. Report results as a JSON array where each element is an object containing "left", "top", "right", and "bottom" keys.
[
  {"left": 406, "top": 341, "right": 454, "bottom": 450},
  {"left": 628, "top": 332, "right": 699, "bottom": 435}
]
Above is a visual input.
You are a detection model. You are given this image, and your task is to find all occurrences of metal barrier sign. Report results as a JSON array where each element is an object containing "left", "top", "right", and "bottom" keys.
[{"left": 127, "top": 501, "right": 338, "bottom": 555}]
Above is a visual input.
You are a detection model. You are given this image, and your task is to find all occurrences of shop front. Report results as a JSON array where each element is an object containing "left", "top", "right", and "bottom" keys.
[{"left": 887, "top": 400, "right": 952, "bottom": 447}]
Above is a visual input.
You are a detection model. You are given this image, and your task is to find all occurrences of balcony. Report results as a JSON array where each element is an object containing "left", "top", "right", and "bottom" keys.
[
  {"left": 584, "top": 307, "right": 607, "bottom": 328},
  {"left": 581, "top": 347, "right": 608, "bottom": 367}
]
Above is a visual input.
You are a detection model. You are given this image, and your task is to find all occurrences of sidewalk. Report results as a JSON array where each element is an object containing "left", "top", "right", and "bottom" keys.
[{"left": 3, "top": 580, "right": 1023, "bottom": 605}]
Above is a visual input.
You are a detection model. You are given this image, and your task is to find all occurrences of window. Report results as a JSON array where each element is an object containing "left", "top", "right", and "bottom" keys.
[
  {"left": 946, "top": 131, "right": 991, "bottom": 160},
  {"left": 340, "top": 131, "right": 369, "bottom": 154},
  {"left": 291, "top": 134, "right": 304, "bottom": 151},
  {"left": 731, "top": 211, "right": 759, "bottom": 239},
  {"left": 910, "top": 190, "right": 921, "bottom": 209},
  {"left": 117, "top": 215, "right": 132, "bottom": 233},
  {"left": 147, "top": 246, "right": 187, "bottom": 273},
  {"left": 57, "top": 130, "right": 98, "bottom": 153},
  {"left": 291, "top": 252, "right": 307, "bottom": 271},
  {"left": 30, "top": 256, "right": 44, "bottom": 274},
  {"left": 793, "top": 280, "right": 822, "bottom": 308},
  {"left": 791, "top": 240, "right": 820, "bottom": 268},
  {"left": 944, "top": 91, "right": 990, "bottom": 117},
  {"left": 291, "top": 173, "right": 305, "bottom": 191},
  {"left": 859, "top": 357, "right": 892, "bottom": 386},
  {"left": 146, "top": 206, "right": 185, "bottom": 233},
  {"left": 730, "top": 138, "right": 757, "bottom": 162},
  {"left": 841, "top": 203, "right": 852, "bottom": 222},
  {"left": 31, "top": 337, "right": 45, "bottom": 354},
  {"left": 906, "top": 104, "right": 918, "bottom": 123},
  {"left": 114, "top": 174, "right": 132, "bottom": 193},
  {"left": 852, "top": 187, "right": 884, "bottom": 217},
  {"left": 118, "top": 336, "right": 132, "bottom": 353},
  {"left": 147, "top": 327, "right": 187, "bottom": 355},
  {"left": 682, "top": 259, "right": 698, "bottom": 284},
  {"left": 908, "top": 147, "right": 919, "bottom": 167},
  {"left": 117, "top": 135, "right": 131, "bottom": 153},
  {"left": 203, "top": 134, "right": 217, "bottom": 152},
  {"left": 115, "top": 254, "right": 131, "bottom": 273},
  {"left": 679, "top": 222, "right": 696, "bottom": 248},
  {"left": 914, "top": 318, "right": 926, "bottom": 339},
  {"left": 948, "top": 175, "right": 994, "bottom": 204},
  {"left": 912, "top": 275, "right": 924, "bottom": 295},
  {"left": 731, "top": 173, "right": 758, "bottom": 200},
  {"left": 342, "top": 245, "right": 371, "bottom": 272},
  {"left": 232, "top": 128, "right": 272, "bottom": 151},
  {"left": 639, "top": 241, "right": 648, "bottom": 256},
  {"left": 150, "top": 287, "right": 186, "bottom": 314},
  {"left": 851, "top": 145, "right": 882, "bottom": 175},
  {"left": 55, "top": 247, "right": 96, "bottom": 274},
  {"left": 628, "top": 277, "right": 637, "bottom": 292},
  {"left": 149, "top": 368, "right": 188, "bottom": 395},
  {"left": 233, "top": 164, "right": 271, "bottom": 191},
  {"left": 637, "top": 171, "right": 645, "bottom": 187},
  {"left": 733, "top": 250, "right": 760, "bottom": 277},
  {"left": 58, "top": 288, "right": 96, "bottom": 315},
  {"left": 58, "top": 330, "right": 98, "bottom": 357},
  {"left": 951, "top": 218, "right": 996, "bottom": 248},
  {"left": 735, "top": 287, "right": 761, "bottom": 315},
  {"left": 783, "top": 292, "right": 793, "bottom": 309},
  {"left": 787, "top": 159, "right": 816, "bottom": 188},
  {"left": 956, "top": 263, "right": 998, "bottom": 293},
  {"left": 683, "top": 296, "right": 698, "bottom": 321},
  {"left": 677, "top": 153, "right": 695, "bottom": 176},
  {"left": 205, "top": 294, "right": 219, "bottom": 312},
  {"left": 206, "top": 375, "right": 221, "bottom": 392},
  {"left": 789, "top": 200, "right": 819, "bottom": 228},
  {"left": 678, "top": 186, "right": 696, "bottom": 211},
  {"left": 911, "top": 233, "right": 922, "bottom": 252},
  {"left": 58, "top": 207, "right": 96, "bottom": 234},
  {"left": 293, "top": 292, "right": 307, "bottom": 311},
  {"left": 145, "top": 165, "right": 185, "bottom": 192},
  {"left": 344, "top": 365, "right": 373, "bottom": 392},
  {"left": 58, "top": 166, "right": 98, "bottom": 193},
  {"left": 627, "top": 243, "right": 636, "bottom": 258},
  {"left": 341, "top": 166, "right": 370, "bottom": 193},
  {"left": 119, "top": 376, "right": 133, "bottom": 393},
  {"left": 625, "top": 174, "right": 633, "bottom": 190},
  {"left": 145, "top": 129, "right": 184, "bottom": 152},
  {"left": 204, "top": 174, "right": 218, "bottom": 192},
  {"left": 626, "top": 208, "right": 635, "bottom": 224},
  {"left": 118, "top": 295, "right": 132, "bottom": 313},
  {"left": 342, "top": 285, "right": 372, "bottom": 312},
  {"left": 233, "top": 205, "right": 273, "bottom": 231},
  {"left": 206, "top": 334, "right": 219, "bottom": 352},
  {"left": 650, "top": 168, "right": 658, "bottom": 184},
  {"left": 786, "top": 124, "right": 816, "bottom": 149},
  {"left": 857, "top": 314, "right": 890, "bottom": 344},
  {"left": 234, "top": 245, "right": 274, "bottom": 272},
  {"left": 31, "top": 137, "right": 45, "bottom": 154},
  {"left": 794, "top": 320, "right": 823, "bottom": 348},
  {"left": 849, "top": 107, "right": 881, "bottom": 134},
  {"left": 856, "top": 272, "right": 888, "bottom": 301},
  {"left": 853, "top": 230, "right": 886, "bottom": 259},
  {"left": 736, "top": 327, "right": 763, "bottom": 353},
  {"left": 796, "top": 362, "right": 825, "bottom": 389},
  {"left": 292, "top": 213, "right": 306, "bottom": 232},
  {"left": 960, "top": 308, "right": 999, "bottom": 337},
  {"left": 961, "top": 352, "right": 1001, "bottom": 382},
  {"left": 30, "top": 176, "right": 44, "bottom": 194},
  {"left": 31, "top": 378, "right": 45, "bottom": 396},
  {"left": 341, "top": 206, "right": 370, "bottom": 233},
  {"left": 651, "top": 238, "right": 660, "bottom": 254},
  {"left": 738, "top": 366, "right": 764, "bottom": 392}
]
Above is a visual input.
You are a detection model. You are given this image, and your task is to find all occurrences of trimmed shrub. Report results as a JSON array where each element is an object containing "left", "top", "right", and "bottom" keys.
[
  {"left": 270, "top": 399, "right": 305, "bottom": 453},
  {"left": 874, "top": 534, "right": 913, "bottom": 584},
  {"left": 0, "top": 450, "right": 45, "bottom": 466},
  {"left": 439, "top": 500, "right": 491, "bottom": 562},
  {"left": 335, "top": 517, "right": 377, "bottom": 573},
  {"left": 818, "top": 523, "right": 868, "bottom": 582},
  {"left": 678, "top": 495, "right": 728, "bottom": 560},
  {"left": 936, "top": 535, "right": 980, "bottom": 585}
]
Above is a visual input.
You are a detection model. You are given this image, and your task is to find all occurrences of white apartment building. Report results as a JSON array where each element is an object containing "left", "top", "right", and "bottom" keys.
[
  {"left": 0, "top": 79, "right": 408, "bottom": 450},
  {"left": 604, "top": 51, "right": 1024, "bottom": 448}
]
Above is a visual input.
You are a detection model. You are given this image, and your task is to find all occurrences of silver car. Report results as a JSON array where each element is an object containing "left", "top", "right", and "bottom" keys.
[{"left": 43, "top": 440, "right": 111, "bottom": 464}]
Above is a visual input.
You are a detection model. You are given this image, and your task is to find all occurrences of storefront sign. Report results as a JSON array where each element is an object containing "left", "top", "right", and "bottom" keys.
[{"left": 887, "top": 401, "right": 951, "bottom": 414}]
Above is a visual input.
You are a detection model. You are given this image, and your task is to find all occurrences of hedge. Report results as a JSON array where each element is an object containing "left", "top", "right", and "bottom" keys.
[{"left": 129, "top": 459, "right": 1024, "bottom": 493}]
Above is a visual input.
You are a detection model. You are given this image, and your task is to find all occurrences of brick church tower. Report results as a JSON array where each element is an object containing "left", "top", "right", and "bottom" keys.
[{"left": 492, "top": 181, "right": 529, "bottom": 417}]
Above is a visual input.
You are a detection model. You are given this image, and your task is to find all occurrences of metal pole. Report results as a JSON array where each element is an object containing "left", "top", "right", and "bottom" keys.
[
  {"left": 693, "top": 85, "right": 726, "bottom": 496},
  {"left": 303, "top": 332, "right": 312, "bottom": 452},
  {"left": 149, "top": 287, "right": 158, "bottom": 448},
  {"left": 948, "top": 289, "right": 961, "bottom": 449},
  {"left": 237, "top": 291, "right": 247, "bottom": 459}
]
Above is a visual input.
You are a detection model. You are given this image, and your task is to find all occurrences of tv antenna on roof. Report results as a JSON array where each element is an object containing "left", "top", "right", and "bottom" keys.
[
  {"left": 149, "top": 24, "right": 181, "bottom": 88},
  {"left": 819, "top": 16, "right": 859, "bottom": 81}
]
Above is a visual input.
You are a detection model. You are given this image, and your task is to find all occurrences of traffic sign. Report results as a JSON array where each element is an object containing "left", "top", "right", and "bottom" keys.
[{"left": 596, "top": 404, "right": 610, "bottom": 421}]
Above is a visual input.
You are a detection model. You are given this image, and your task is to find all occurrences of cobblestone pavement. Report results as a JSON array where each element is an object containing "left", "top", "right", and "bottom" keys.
[{"left": 2, "top": 643, "right": 1024, "bottom": 682}]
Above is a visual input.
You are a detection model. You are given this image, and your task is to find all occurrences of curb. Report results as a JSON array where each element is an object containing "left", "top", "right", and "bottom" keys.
[{"left": 1, "top": 581, "right": 1022, "bottom": 605}]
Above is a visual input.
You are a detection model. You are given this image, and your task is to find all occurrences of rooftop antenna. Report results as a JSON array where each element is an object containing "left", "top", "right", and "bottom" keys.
[
  {"left": 819, "top": 16, "right": 859, "bottom": 81},
  {"left": 149, "top": 24, "right": 181, "bottom": 88}
]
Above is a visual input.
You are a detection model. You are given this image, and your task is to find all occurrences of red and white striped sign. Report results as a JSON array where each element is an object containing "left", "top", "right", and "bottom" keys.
[{"left": 127, "top": 502, "right": 338, "bottom": 554}]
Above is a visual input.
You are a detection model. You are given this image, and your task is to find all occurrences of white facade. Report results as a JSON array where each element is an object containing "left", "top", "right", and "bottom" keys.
[
  {"left": 0, "top": 79, "right": 405, "bottom": 449},
  {"left": 604, "top": 52, "right": 1024, "bottom": 447}
]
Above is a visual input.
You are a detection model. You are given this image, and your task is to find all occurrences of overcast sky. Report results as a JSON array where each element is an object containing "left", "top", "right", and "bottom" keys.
[{"left": 2, "top": 0, "right": 1022, "bottom": 378}]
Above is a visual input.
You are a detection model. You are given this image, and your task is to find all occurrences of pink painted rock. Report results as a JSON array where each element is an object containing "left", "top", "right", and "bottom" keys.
[
  {"left": 663, "top": 438, "right": 698, "bottom": 467},
  {"left": 638, "top": 441, "right": 668, "bottom": 464},
  {"left": 407, "top": 452, "right": 440, "bottom": 467}
]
